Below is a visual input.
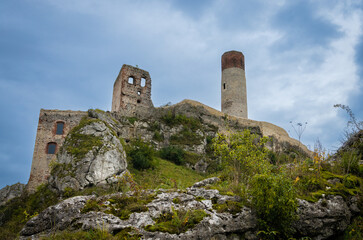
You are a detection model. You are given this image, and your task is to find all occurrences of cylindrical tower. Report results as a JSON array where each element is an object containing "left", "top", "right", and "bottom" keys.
[{"left": 221, "top": 50, "right": 248, "bottom": 118}]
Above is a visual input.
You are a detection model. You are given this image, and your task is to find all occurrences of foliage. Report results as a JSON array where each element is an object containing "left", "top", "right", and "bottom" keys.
[
  {"left": 344, "top": 216, "right": 363, "bottom": 240},
  {"left": 170, "top": 127, "right": 203, "bottom": 146},
  {"left": 81, "top": 193, "right": 155, "bottom": 220},
  {"left": 212, "top": 129, "right": 298, "bottom": 238},
  {"left": 127, "top": 117, "right": 138, "bottom": 125},
  {"left": 161, "top": 111, "right": 202, "bottom": 130},
  {"left": 39, "top": 228, "right": 141, "bottom": 240},
  {"left": 153, "top": 131, "right": 164, "bottom": 142},
  {"left": 144, "top": 207, "right": 208, "bottom": 234},
  {"left": 250, "top": 173, "right": 297, "bottom": 238},
  {"left": 212, "top": 200, "right": 243, "bottom": 215},
  {"left": 62, "top": 117, "right": 104, "bottom": 161},
  {"left": 159, "top": 146, "right": 185, "bottom": 165},
  {"left": 0, "top": 184, "right": 59, "bottom": 240},
  {"left": 127, "top": 138, "right": 154, "bottom": 170},
  {"left": 340, "top": 149, "right": 361, "bottom": 176},
  {"left": 334, "top": 104, "right": 362, "bottom": 140},
  {"left": 213, "top": 129, "right": 270, "bottom": 186},
  {"left": 129, "top": 157, "right": 204, "bottom": 189}
]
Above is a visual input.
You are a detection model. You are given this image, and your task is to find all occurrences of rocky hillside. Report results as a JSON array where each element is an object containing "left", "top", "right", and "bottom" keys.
[{"left": 0, "top": 100, "right": 362, "bottom": 240}]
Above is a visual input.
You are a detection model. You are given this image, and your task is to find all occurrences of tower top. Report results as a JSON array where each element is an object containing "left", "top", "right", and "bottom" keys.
[{"left": 221, "top": 50, "right": 245, "bottom": 71}]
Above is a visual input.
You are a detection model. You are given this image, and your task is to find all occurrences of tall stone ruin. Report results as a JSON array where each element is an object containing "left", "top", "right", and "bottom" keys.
[{"left": 221, "top": 50, "right": 248, "bottom": 118}]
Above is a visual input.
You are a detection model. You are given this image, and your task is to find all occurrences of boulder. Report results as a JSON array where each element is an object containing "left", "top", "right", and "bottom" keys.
[
  {"left": 293, "top": 195, "right": 351, "bottom": 240},
  {"left": 48, "top": 120, "right": 127, "bottom": 192},
  {"left": 0, "top": 182, "right": 25, "bottom": 206}
]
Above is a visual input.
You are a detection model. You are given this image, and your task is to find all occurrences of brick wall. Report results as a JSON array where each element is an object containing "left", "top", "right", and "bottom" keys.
[{"left": 26, "top": 109, "right": 87, "bottom": 192}]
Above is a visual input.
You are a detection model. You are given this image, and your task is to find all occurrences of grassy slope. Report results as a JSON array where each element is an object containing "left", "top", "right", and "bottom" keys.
[{"left": 129, "top": 157, "right": 205, "bottom": 190}]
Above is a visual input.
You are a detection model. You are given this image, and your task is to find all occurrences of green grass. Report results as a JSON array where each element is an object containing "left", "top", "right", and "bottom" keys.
[
  {"left": 144, "top": 208, "right": 209, "bottom": 234},
  {"left": 81, "top": 193, "right": 155, "bottom": 220},
  {"left": 0, "top": 184, "right": 59, "bottom": 240},
  {"left": 129, "top": 157, "right": 205, "bottom": 189},
  {"left": 39, "top": 228, "right": 141, "bottom": 240}
]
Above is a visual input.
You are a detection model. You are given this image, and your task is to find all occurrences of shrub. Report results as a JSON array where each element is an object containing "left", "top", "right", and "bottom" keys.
[
  {"left": 250, "top": 173, "right": 297, "bottom": 238},
  {"left": 127, "top": 139, "right": 154, "bottom": 170},
  {"left": 159, "top": 146, "right": 185, "bottom": 165},
  {"left": 213, "top": 129, "right": 270, "bottom": 185}
]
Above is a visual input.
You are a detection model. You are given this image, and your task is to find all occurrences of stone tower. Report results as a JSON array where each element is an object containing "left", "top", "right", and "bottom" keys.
[
  {"left": 221, "top": 50, "right": 248, "bottom": 118},
  {"left": 112, "top": 64, "right": 153, "bottom": 113}
]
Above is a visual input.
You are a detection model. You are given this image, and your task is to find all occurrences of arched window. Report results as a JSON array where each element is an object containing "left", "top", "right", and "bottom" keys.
[
  {"left": 56, "top": 122, "right": 64, "bottom": 135},
  {"left": 47, "top": 142, "right": 57, "bottom": 154}
]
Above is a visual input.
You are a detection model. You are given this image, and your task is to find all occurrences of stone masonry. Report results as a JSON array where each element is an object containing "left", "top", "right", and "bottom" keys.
[
  {"left": 112, "top": 64, "right": 153, "bottom": 114},
  {"left": 26, "top": 110, "right": 87, "bottom": 192},
  {"left": 221, "top": 50, "right": 248, "bottom": 118}
]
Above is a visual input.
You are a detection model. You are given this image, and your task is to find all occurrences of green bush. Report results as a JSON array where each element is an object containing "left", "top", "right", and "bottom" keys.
[
  {"left": 127, "top": 139, "right": 154, "bottom": 170},
  {"left": 344, "top": 216, "right": 363, "bottom": 240},
  {"left": 159, "top": 146, "right": 185, "bottom": 165},
  {"left": 340, "top": 150, "right": 361, "bottom": 175},
  {"left": 213, "top": 129, "right": 270, "bottom": 185},
  {"left": 250, "top": 173, "right": 297, "bottom": 238},
  {"left": 0, "top": 184, "right": 59, "bottom": 240}
]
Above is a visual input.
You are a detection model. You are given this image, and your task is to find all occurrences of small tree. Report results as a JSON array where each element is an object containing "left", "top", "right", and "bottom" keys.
[{"left": 213, "top": 129, "right": 270, "bottom": 186}]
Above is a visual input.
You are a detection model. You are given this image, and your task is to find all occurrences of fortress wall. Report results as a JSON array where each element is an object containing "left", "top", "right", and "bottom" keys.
[{"left": 26, "top": 109, "right": 87, "bottom": 192}]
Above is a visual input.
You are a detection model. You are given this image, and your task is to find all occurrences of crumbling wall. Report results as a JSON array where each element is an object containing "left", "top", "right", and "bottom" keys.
[
  {"left": 26, "top": 109, "right": 87, "bottom": 192},
  {"left": 111, "top": 64, "right": 153, "bottom": 115}
]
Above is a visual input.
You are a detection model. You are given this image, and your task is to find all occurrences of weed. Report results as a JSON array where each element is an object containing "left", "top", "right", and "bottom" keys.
[{"left": 144, "top": 207, "right": 208, "bottom": 234}]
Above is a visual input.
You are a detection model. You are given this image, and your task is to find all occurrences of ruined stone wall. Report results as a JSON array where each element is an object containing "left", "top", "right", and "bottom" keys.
[
  {"left": 112, "top": 64, "right": 153, "bottom": 114},
  {"left": 26, "top": 109, "right": 87, "bottom": 192},
  {"left": 221, "top": 51, "right": 248, "bottom": 118}
]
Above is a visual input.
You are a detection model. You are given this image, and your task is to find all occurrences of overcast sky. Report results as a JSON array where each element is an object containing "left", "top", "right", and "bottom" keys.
[{"left": 1, "top": 0, "right": 362, "bottom": 189}]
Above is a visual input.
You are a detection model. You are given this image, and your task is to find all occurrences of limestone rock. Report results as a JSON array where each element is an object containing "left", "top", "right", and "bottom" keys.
[
  {"left": 293, "top": 195, "right": 351, "bottom": 240},
  {"left": 19, "top": 187, "right": 357, "bottom": 240},
  {"left": 20, "top": 195, "right": 92, "bottom": 237},
  {"left": 48, "top": 120, "right": 127, "bottom": 192},
  {"left": 0, "top": 182, "right": 25, "bottom": 206},
  {"left": 20, "top": 188, "right": 257, "bottom": 239},
  {"left": 192, "top": 177, "right": 220, "bottom": 188}
]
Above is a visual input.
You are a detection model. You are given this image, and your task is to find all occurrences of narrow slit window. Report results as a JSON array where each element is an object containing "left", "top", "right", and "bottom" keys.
[
  {"left": 137, "top": 91, "right": 141, "bottom": 95},
  {"left": 141, "top": 77, "right": 146, "bottom": 87},
  {"left": 223, "top": 83, "right": 226, "bottom": 89},
  {"left": 56, "top": 122, "right": 64, "bottom": 135},
  {"left": 137, "top": 99, "right": 141, "bottom": 103},
  {"left": 47, "top": 142, "right": 57, "bottom": 154},
  {"left": 128, "top": 77, "right": 134, "bottom": 84}
]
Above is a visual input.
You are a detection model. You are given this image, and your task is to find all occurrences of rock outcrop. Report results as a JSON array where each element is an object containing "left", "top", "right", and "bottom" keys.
[
  {"left": 48, "top": 119, "right": 127, "bottom": 192},
  {"left": 0, "top": 182, "right": 25, "bottom": 206},
  {"left": 20, "top": 179, "right": 356, "bottom": 240}
]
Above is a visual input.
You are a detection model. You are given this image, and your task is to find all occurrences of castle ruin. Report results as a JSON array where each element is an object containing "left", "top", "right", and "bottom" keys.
[
  {"left": 27, "top": 51, "right": 291, "bottom": 192},
  {"left": 221, "top": 50, "right": 248, "bottom": 118}
]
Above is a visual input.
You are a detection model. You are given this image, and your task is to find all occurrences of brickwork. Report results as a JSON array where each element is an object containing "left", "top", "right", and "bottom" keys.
[
  {"left": 221, "top": 51, "right": 245, "bottom": 71},
  {"left": 112, "top": 64, "right": 153, "bottom": 114},
  {"left": 221, "top": 50, "right": 248, "bottom": 118},
  {"left": 26, "top": 109, "right": 87, "bottom": 192}
]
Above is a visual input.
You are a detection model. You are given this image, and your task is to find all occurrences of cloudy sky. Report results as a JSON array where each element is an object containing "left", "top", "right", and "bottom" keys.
[{"left": 1, "top": 0, "right": 362, "bottom": 189}]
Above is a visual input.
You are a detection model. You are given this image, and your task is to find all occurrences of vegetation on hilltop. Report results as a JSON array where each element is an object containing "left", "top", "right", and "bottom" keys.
[{"left": 0, "top": 110, "right": 362, "bottom": 240}]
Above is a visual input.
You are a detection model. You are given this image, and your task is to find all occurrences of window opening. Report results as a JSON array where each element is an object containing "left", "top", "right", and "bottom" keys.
[
  {"left": 47, "top": 142, "right": 57, "bottom": 154},
  {"left": 223, "top": 83, "right": 226, "bottom": 89},
  {"left": 56, "top": 122, "right": 64, "bottom": 135},
  {"left": 128, "top": 77, "right": 134, "bottom": 84},
  {"left": 137, "top": 91, "right": 141, "bottom": 96},
  {"left": 137, "top": 99, "right": 141, "bottom": 103},
  {"left": 141, "top": 77, "right": 146, "bottom": 87}
]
